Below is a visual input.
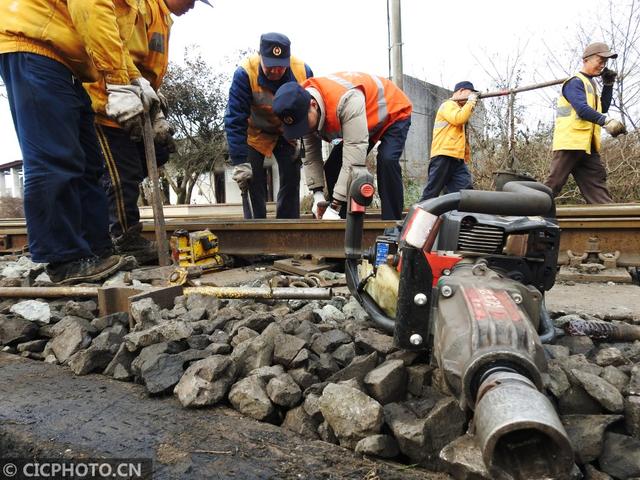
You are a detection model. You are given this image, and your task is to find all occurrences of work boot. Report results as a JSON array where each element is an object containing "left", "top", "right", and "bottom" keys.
[
  {"left": 113, "top": 225, "right": 158, "bottom": 265},
  {"left": 46, "top": 255, "right": 124, "bottom": 285}
]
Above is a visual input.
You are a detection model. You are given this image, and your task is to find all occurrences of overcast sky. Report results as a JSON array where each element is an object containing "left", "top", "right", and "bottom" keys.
[{"left": 0, "top": 0, "right": 605, "bottom": 164}]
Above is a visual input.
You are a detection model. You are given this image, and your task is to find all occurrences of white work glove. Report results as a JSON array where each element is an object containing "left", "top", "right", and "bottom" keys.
[
  {"left": 131, "top": 77, "right": 160, "bottom": 111},
  {"left": 105, "top": 83, "right": 144, "bottom": 124},
  {"left": 232, "top": 162, "right": 252, "bottom": 192},
  {"left": 311, "top": 191, "right": 326, "bottom": 219},
  {"left": 322, "top": 205, "right": 341, "bottom": 220},
  {"left": 467, "top": 92, "right": 479, "bottom": 105},
  {"left": 604, "top": 117, "right": 627, "bottom": 137}
]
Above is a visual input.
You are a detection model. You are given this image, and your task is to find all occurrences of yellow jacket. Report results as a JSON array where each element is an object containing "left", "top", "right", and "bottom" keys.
[
  {"left": 0, "top": 0, "right": 141, "bottom": 85},
  {"left": 84, "top": 0, "right": 173, "bottom": 127},
  {"left": 552, "top": 72, "right": 602, "bottom": 154},
  {"left": 430, "top": 99, "right": 475, "bottom": 162}
]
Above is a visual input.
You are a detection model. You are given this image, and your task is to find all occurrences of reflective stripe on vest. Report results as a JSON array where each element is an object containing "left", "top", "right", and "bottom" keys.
[
  {"left": 326, "top": 74, "right": 389, "bottom": 135},
  {"left": 552, "top": 72, "right": 602, "bottom": 154},
  {"left": 242, "top": 54, "right": 309, "bottom": 156},
  {"left": 304, "top": 72, "right": 411, "bottom": 143}
]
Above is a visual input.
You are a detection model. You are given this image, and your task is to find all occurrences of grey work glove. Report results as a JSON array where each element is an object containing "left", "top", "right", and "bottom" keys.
[
  {"left": 157, "top": 91, "right": 170, "bottom": 117},
  {"left": 232, "top": 162, "right": 252, "bottom": 192},
  {"left": 131, "top": 77, "right": 160, "bottom": 111},
  {"left": 604, "top": 117, "right": 627, "bottom": 137},
  {"left": 467, "top": 92, "right": 479, "bottom": 104},
  {"left": 601, "top": 67, "right": 618, "bottom": 86},
  {"left": 123, "top": 117, "right": 144, "bottom": 142},
  {"left": 151, "top": 108, "right": 175, "bottom": 148},
  {"left": 105, "top": 83, "right": 144, "bottom": 124},
  {"left": 151, "top": 92, "right": 176, "bottom": 151}
]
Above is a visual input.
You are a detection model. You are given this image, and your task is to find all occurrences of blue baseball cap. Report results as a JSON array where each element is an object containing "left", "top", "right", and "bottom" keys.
[
  {"left": 453, "top": 81, "right": 478, "bottom": 92},
  {"left": 198, "top": 0, "right": 213, "bottom": 6},
  {"left": 273, "top": 82, "right": 312, "bottom": 140},
  {"left": 260, "top": 32, "right": 291, "bottom": 68}
]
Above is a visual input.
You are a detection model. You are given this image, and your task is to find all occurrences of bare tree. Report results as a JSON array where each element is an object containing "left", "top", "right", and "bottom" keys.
[
  {"left": 160, "top": 48, "right": 232, "bottom": 204},
  {"left": 541, "top": 1, "right": 640, "bottom": 129},
  {"left": 599, "top": 0, "right": 640, "bottom": 129}
]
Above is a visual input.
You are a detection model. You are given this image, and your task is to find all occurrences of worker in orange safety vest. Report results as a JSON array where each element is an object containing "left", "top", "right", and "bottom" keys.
[{"left": 272, "top": 72, "right": 412, "bottom": 220}]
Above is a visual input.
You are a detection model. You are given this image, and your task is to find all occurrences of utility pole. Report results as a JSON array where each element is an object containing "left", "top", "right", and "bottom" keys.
[{"left": 389, "top": 0, "right": 403, "bottom": 89}]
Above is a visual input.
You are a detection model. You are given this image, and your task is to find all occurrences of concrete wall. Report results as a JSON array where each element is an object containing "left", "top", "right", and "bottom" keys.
[
  {"left": 0, "top": 166, "right": 23, "bottom": 198},
  {"left": 402, "top": 75, "right": 452, "bottom": 180}
]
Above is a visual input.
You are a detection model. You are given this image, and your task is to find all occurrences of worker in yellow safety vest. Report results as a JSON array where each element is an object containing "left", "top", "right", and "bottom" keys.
[{"left": 545, "top": 42, "right": 626, "bottom": 204}]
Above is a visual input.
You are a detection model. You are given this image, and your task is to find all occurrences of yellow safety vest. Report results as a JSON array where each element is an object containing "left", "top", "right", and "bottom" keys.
[
  {"left": 430, "top": 99, "right": 474, "bottom": 162},
  {"left": 552, "top": 72, "right": 602, "bottom": 154},
  {"left": 85, "top": 0, "right": 173, "bottom": 128},
  {"left": 241, "top": 54, "right": 308, "bottom": 156}
]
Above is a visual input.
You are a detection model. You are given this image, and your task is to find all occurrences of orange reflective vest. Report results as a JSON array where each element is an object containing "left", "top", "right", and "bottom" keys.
[
  {"left": 302, "top": 72, "right": 412, "bottom": 143},
  {"left": 241, "top": 54, "right": 309, "bottom": 156}
]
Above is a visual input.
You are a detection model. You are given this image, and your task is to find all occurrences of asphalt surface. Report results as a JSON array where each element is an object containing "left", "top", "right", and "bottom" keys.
[
  {"left": 546, "top": 281, "right": 640, "bottom": 320},
  {"left": 0, "top": 353, "right": 446, "bottom": 480}
]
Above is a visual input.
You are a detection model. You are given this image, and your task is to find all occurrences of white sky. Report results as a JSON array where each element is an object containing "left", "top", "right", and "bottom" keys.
[{"left": 0, "top": 0, "right": 604, "bottom": 164}]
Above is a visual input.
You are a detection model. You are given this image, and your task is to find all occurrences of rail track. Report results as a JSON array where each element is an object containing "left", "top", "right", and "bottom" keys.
[{"left": 1, "top": 203, "right": 639, "bottom": 265}]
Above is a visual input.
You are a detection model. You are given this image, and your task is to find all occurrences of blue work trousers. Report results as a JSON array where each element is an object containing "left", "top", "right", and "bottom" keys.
[
  {"left": 324, "top": 117, "right": 411, "bottom": 220},
  {"left": 97, "top": 125, "right": 170, "bottom": 237},
  {"left": 0, "top": 53, "right": 111, "bottom": 263},
  {"left": 419, "top": 155, "right": 473, "bottom": 202},
  {"left": 246, "top": 137, "right": 301, "bottom": 219}
]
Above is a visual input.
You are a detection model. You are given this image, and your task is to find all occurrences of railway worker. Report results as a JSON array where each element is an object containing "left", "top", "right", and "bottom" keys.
[
  {"left": 0, "top": 0, "right": 146, "bottom": 284},
  {"left": 545, "top": 42, "right": 626, "bottom": 204},
  {"left": 418, "top": 81, "right": 479, "bottom": 202},
  {"left": 86, "top": 0, "right": 212, "bottom": 264},
  {"left": 224, "top": 33, "right": 313, "bottom": 219},
  {"left": 271, "top": 72, "right": 412, "bottom": 220}
]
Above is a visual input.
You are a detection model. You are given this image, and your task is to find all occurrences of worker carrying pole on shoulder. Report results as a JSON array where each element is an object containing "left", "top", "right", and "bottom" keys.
[{"left": 418, "top": 80, "right": 480, "bottom": 202}]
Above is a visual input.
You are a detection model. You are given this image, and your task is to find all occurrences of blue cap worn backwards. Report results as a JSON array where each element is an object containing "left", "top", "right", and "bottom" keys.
[
  {"left": 273, "top": 82, "right": 312, "bottom": 140},
  {"left": 453, "top": 81, "right": 478, "bottom": 92},
  {"left": 260, "top": 32, "right": 291, "bottom": 68}
]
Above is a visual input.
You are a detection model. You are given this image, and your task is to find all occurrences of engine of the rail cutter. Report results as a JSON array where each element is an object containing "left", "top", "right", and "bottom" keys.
[
  {"left": 345, "top": 171, "right": 573, "bottom": 479},
  {"left": 362, "top": 209, "right": 573, "bottom": 479},
  {"left": 364, "top": 210, "right": 561, "bottom": 351}
]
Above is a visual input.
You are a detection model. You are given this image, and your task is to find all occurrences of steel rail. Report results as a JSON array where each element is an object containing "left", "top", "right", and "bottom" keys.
[{"left": 1, "top": 204, "right": 639, "bottom": 264}]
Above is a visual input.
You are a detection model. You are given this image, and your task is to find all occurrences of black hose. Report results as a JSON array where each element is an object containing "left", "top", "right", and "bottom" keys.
[
  {"left": 415, "top": 192, "right": 461, "bottom": 217},
  {"left": 458, "top": 182, "right": 553, "bottom": 217},
  {"left": 345, "top": 259, "right": 396, "bottom": 332},
  {"left": 413, "top": 182, "right": 554, "bottom": 221},
  {"left": 538, "top": 298, "right": 556, "bottom": 344}
]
